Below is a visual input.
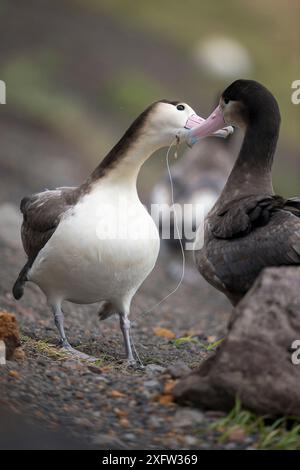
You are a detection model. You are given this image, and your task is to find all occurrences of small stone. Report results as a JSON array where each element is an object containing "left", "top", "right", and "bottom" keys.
[
  {"left": 123, "top": 433, "right": 136, "bottom": 441},
  {"left": 143, "top": 379, "right": 161, "bottom": 390},
  {"left": 145, "top": 364, "right": 166, "bottom": 375},
  {"left": 148, "top": 415, "right": 165, "bottom": 428},
  {"left": 184, "top": 435, "right": 198, "bottom": 446},
  {"left": 87, "top": 365, "right": 103, "bottom": 374},
  {"left": 0, "top": 340, "right": 5, "bottom": 365},
  {"left": 92, "top": 434, "right": 127, "bottom": 449},
  {"left": 173, "top": 408, "right": 204, "bottom": 428},
  {"left": 225, "top": 442, "right": 238, "bottom": 450},
  {"left": 94, "top": 376, "right": 109, "bottom": 384},
  {"left": 12, "top": 346, "right": 26, "bottom": 361},
  {"left": 119, "top": 418, "right": 129, "bottom": 427},
  {"left": 167, "top": 361, "right": 191, "bottom": 379},
  {"left": 227, "top": 426, "right": 246, "bottom": 443},
  {"left": 74, "top": 417, "right": 92, "bottom": 427},
  {"left": 62, "top": 360, "right": 82, "bottom": 370}
]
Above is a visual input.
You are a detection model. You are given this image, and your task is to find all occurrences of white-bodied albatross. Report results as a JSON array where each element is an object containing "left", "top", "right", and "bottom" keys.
[{"left": 13, "top": 100, "right": 232, "bottom": 362}]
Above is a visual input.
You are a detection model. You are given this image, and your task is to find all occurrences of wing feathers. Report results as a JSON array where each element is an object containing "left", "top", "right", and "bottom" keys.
[{"left": 20, "top": 187, "right": 78, "bottom": 263}]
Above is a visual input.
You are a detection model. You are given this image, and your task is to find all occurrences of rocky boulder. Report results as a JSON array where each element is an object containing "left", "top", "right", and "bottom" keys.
[
  {"left": 0, "top": 311, "right": 22, "bottom": 360},
  {"left": 173, "top": 267, "right": 300, "bottom": 416}
]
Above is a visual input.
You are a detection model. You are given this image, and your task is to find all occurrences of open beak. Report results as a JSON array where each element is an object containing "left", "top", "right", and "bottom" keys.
[{"left": 184, "top": 106, "right": 234, "bottom": 146}]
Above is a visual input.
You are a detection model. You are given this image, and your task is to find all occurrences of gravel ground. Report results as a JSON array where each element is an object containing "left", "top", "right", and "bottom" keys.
[{"left": 0, "top": 233, "right": 236, "bottom": 450}]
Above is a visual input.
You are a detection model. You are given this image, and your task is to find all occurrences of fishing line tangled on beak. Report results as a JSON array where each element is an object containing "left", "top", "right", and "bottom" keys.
[
  {"left": 129, "top": 139, "right": 186, "bottom": 367},
  {"left": 146, "top": 138, "right": 186, "bottom": 311}
]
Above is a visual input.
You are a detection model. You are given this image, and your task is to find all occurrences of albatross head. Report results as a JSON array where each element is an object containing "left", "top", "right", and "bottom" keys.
[
  {"left": 184, "top": 80, "right": 279, "bottom": 145},
  {"left": 137, "top": 99, "right": 233, "bottom": 150}
]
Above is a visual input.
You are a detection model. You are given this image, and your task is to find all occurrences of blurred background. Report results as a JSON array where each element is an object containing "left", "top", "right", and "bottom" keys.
[
  {"left": 0, "top": 0, "right": 299, "bottom": 207},
  {"left": 0, "top": 0, "right": 299, "bottom": 449}
]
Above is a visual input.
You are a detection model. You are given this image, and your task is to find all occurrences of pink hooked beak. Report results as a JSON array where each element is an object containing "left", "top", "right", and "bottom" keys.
[{"left": 185, "top": 106, "right": 234, "bottom": 146}]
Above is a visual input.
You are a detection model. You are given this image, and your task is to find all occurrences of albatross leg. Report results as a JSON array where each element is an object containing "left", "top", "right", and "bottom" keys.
[
  {"left": 51, "top": 303, "right": 69, "bottom": 348},
  {"left": 50, "top": 302, "right": 96, "bottom": 361},
  {"left": 119, "top": 313, "right": 136, "bottom": 365}
]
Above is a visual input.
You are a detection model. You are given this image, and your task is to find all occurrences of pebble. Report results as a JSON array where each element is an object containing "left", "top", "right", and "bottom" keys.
[
  {"left": 62, "top": 360, "right": 82, "bottom": 370},
  {"left": 94, "top": 376, "right": 109, "bottom": 384},
  {"left": 92, "top": 434, "right": 127, "bottom": 449},
  {"left": 173, "top": 408, "right": 204, "bottom": 428},
  {"left": 184, "top": 435, "right": 198, "bottom": 446},
  {"left": 167, "top": 361, "right": 191, "bottom": 379},
  {"left": 145, "top": 364, "right": 166, "bottom": 375},
  {"left": 143, "top": 379, "right": 161, "bottom": 390},
  {"left": 123, "top": 433, "right": 136, "bottom": 441},
  {"left": 148, "top": 415, "right": 165, "bottom": 428},
  {"left": 74, "top": 417, "right": 92, "bottom": 427}
]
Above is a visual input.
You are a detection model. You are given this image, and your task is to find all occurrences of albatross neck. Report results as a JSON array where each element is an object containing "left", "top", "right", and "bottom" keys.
[
  {"left": 219, "top": 114, "right": 280, "bottom": 203},
  {"left": 83, "top": 135, "right": 163, "bottom": 191}
]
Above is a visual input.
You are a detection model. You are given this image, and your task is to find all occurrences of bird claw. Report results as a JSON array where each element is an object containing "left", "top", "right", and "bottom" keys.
[
  {"left": 60, "top": 341, "right": 98, "bottom": 362},
  {"left": 125, "top": 357, "right": 145, "bottom": 370}
]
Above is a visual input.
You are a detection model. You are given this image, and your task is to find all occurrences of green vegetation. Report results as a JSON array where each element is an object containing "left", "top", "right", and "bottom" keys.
[
  {"left": 21, "top": 335, "right": 129, "bottom": 371},
  {"left": 206, "top": 337, "right": 225, "bottom": 351},
  {"left": 211, "top": 399, "right": 300, "bottom": 450},
  {"left": 171, "top": 335, "right": 224, "bottom": 350},
  {"left": 21, "top": 335, "right": 70, "bottom": 360},
  {"left": 171, "top": 336, "right": 200, "bottom": 347}
]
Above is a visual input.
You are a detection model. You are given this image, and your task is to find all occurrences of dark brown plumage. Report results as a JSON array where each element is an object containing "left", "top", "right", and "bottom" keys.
[
  {"left": 194, "top": 80, "right": 300, "bottom": 305},
  {"left": 13, "top": 187, "right": 79, "bottom": 299}
]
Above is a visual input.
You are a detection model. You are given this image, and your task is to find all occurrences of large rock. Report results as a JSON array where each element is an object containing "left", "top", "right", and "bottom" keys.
[
  {"left": 0, "top": 311, "right": 21, "bottom": 360},
  {"left": 173, "top": 267, "right": 300, "bottom": 416}
]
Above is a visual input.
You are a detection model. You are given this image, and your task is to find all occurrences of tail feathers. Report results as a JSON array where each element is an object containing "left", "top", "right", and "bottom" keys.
[
  {"left": 12, "top": 262, "right": 30, "bottom": 300},
  {"left": 98, "top": 302, "right": 116, "bottom": 321}
]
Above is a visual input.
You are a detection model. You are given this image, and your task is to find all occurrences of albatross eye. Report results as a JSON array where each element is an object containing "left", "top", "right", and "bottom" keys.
[
  {"left": 223, "top": 98, "right": 230, "bottom": 105},
  {"left": 176, "top": 104, "right": 185, "bottom": 111}
]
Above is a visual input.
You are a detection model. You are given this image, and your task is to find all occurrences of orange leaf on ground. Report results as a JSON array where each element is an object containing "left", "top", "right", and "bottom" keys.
[
  {"left": 111, "top": 390, "right": 126, "bottom": 398},
  {"left": 8, "top": 370, "right": 20, "bottom": 379},
  {"left": 115, "top": 408, "right": 129, "bottom": 418},
  {"left": 157, "top": 394, "right": 174, "bottom": 405},
  {"left": 153, "top": 327, "right": 176, "bottom": 339},
  {"left": 119, "top": 418, "right": 129, "bottom": 427},
  {"left": 164, "top": 380, "right": 177, "bottom": 394}
]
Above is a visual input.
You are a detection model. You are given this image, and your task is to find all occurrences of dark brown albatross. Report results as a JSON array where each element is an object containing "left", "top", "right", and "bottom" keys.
[{"left": 185, "top": 79, "right": 300, "bottom": 305}]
